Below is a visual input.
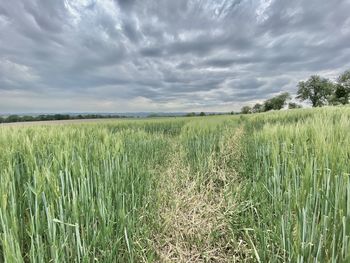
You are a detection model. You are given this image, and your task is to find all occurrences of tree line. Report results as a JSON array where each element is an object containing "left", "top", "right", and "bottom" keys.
[
  {"left": 0, "top": 114, "right": 130, "bottom": 124},
  {"left": 240, "top": 69, "right": 350, "bottom": 114}
]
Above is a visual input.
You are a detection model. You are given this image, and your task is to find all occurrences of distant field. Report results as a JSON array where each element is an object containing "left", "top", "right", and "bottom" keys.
[
  {"left": 0, "top": 107, "right": 349, "bottom": 262},
  {"left": 0, "top": 118, "right": 129, "bottom": 126}
]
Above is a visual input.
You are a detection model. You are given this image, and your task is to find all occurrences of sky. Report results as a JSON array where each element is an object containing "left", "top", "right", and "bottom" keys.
[{"left": 0, "top": 0, "right": 350, "bottom": 113}]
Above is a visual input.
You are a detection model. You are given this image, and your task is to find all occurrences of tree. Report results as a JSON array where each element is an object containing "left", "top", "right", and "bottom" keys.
[
  {"left": 147, "top": 114, "right": 160, "bottom": 118},
  {"left": 185, "top": 112, "right": 196, "bottom": 117},
  {"left": 330, "top": 84, "right": 349, "bottom": 105},
  {"left": 252, "top": 103, "right": 264, "bottom": 113},
  {"left": 199, "top": 112, "right": 206, "bottom": 116},
  {"left": 264, "top": 92, "right": 291, "bottom": 111},
  {"left": 296, "top": 75, "right": 334, "bottom": 107},
  {"left": 332, "top": 70, "right": 350, "bottom": 105},
  {"left": 241, "top": 106, "right": 252, "bottom": 114},
  {"left": 288, "top": 102, "right": 302, "bottom": 109},
  {"left": 21, "top": 115, "right": 35, "bottom": 122},
  {"left": 338, "top": 70, "right": 350, "bottom": 90},
  {"left": 6, "top": 115, "right": 20, "bottom": 122}
]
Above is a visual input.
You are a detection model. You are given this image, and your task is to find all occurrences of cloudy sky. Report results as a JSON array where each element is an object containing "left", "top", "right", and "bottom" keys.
[{"left": 0, "top": 0, "right": 350, "bottom": 113}]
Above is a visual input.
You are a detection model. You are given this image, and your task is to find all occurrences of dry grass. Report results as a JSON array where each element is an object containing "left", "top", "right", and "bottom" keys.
[{"left": 153, "top": 127, "right": 245, "bottom": 262}]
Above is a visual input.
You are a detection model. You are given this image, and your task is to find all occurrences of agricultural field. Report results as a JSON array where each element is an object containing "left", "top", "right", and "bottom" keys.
[{"left": 0, "top": 107, "right": 349, "bottom": 262}]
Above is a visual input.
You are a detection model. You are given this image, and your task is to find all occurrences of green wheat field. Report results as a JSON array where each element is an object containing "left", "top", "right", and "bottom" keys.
[{"left": 1, "top": 107, "right": 350, "bottom": 262}]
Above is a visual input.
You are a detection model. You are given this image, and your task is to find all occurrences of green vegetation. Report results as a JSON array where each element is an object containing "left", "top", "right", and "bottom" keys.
[
  {"left": 0, "top": 114, "right": 130, "bottom": 124},
  {"left": 0, "top": 121, "right": 177, "bottom": 262},
  {"left": 1, "top": 107, "right": 350, "bottom": 262},
  {"left": 237, "top": 106, "right": 350, "bottom": 262},
  {"left": 296, "top": 75, "right": 334, "bottom": 107},
  {"left": 241, "top": 92, "right": 292, "bottom": 114},
  {"left": 241, "top": 105, "right": 252, "bottom": 114},
  {"left": 0, "top": 117, "right": 240, "bottom": 262},
  {"left": 288, "top": 102, "right": 302, "bottom": 109},
  {"left": 263, "top": 92, "right": 291, "bottom": 111},
  {"left": 241, "top": 69, "right": 350, "bottom": 114}
]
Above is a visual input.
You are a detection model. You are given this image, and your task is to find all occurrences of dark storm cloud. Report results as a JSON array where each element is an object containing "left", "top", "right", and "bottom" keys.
[
  {"left": 1, "top": 0, "right": 350, "bottom": 113},
  {"left": 115, "top": 0, "right": 136, "bottom": 11}
]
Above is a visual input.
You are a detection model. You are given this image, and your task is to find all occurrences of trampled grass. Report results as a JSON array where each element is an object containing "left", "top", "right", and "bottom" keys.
[{"left": 1, "top": 108, "right": 350, "bottom": 262}]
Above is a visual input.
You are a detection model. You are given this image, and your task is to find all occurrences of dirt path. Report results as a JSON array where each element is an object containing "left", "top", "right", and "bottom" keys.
[{"left": 153, "top": 127, "right": 245, "bottom": 262}]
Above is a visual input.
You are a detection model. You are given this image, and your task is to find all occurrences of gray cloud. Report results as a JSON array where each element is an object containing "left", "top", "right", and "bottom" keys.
[{"left": 0, "top": 0, "right": 350, "bottom": 113}]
